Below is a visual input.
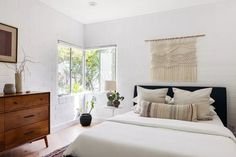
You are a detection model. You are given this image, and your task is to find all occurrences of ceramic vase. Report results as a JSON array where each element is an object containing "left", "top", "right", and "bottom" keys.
[
  {"left": 3, "top": 84, "right": 16, "bottom": 94},
  {"left": 113, "top": 100, "right": 120, "bottom": 108},
  {"left": 80, "top": 113, "right": 92, "bottom": 127},
  {"left": 15, "top": 72, "right": 23, "bottom": 93}
]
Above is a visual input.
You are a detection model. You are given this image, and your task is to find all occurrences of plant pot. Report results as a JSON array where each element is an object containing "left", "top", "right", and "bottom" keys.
[
  {"left": 80, "top": 113, "right": 92, "bottom": 127},
  {"left": 3, "top": 84, "right": 16, "bottom": 94},
  {"left": 113, "top": 100, "right": 120, "bottom": 108},
  {"left": 107, "top": 101, "right": 113, "bottom": 106}
]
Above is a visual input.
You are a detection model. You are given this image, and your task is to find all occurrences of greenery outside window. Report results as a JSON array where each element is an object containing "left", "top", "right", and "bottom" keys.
[
  {"left": 57, "top": 42, "right": 116, "bottom": 95},
  {"left": 85, "top": 47, "right": 116, "bottom": 91}
]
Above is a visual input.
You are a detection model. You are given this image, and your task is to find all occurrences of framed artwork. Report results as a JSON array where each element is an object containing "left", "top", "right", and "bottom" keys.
[{"left": 0, "top": 23, "right": 18, "bottom": 63}]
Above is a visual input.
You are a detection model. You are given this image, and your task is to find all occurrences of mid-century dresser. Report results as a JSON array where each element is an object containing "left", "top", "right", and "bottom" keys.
[{"left": 0, "top": 92, "right": 50, "bottom": 152}]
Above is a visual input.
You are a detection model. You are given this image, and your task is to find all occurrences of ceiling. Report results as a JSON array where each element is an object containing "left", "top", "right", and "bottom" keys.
[{"left": 39, "top": 0, "right": 226, "bottom": 24}]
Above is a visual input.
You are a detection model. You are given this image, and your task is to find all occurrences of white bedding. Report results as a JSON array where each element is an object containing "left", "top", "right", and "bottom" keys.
[
  {"left": 64, "top": 112, "right": 236, "bottom": 157},
  {"left": 121, "top": 111, "right": 225, "bottom": 126}
]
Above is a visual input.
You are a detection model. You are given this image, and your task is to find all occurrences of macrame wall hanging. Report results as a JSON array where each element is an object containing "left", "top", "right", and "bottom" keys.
[{"left": 146, "top": 35, "right": 205, "bottom": 82}]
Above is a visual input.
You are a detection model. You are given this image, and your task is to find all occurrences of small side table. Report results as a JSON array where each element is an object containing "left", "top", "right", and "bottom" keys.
[{"left": 104, "top": 106, "right": 122, "bottom": 117}]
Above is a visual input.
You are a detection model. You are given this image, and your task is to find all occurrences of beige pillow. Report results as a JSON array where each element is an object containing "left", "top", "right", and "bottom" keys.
[
  {"left": 168, "top": 97, "right": 215, "bottom": 105},
  {"left": 173, "top": 88, "right": 212, "bottom": 120},
  {"left": 132, "top": 95, "right": 172, "bottom": 104},
  {"left": 135, "top": 87, "right": 168, "bottom": 113},
  {"left": 140, "top": 101, "right": 197, "bottom": 122},
  {"left": 209, "top": 105, "right": 217, "bottom": 116}
]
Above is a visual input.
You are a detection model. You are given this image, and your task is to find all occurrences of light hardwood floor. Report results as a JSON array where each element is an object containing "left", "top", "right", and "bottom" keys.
[{"left": 0, "top": 123, "right": 96, "bottom": 157}]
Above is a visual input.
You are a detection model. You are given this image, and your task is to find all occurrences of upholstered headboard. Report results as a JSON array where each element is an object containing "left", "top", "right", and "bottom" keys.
[{"left": 133, "top": 85, "right": 227, "bottom": 126}]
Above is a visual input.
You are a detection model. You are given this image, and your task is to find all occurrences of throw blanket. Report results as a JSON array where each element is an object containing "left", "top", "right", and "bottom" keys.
[{"left": 64, "top": 114, "right": 236, "bottom": 157}]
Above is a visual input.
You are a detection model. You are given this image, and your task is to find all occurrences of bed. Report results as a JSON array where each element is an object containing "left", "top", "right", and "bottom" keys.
[{"left": 64, "top": 86, "right": 236, "bottom": 157}]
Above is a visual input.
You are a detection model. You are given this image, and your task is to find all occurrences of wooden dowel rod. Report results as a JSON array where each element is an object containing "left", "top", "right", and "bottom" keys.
[{"left": 145, "top": 34, "right": 205, "bottom": 42}]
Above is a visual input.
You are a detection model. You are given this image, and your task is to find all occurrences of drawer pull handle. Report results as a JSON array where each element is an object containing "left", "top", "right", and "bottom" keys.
[
  {"left": 14, "top": 101, "right": 18, "bottom": 104},
  {"left": 40, "top": 98, "right": 43, "bottom": 101},
  {"left": 24, "top": 131, "right": 34, "bottom": 135},
  {"left": 24, "top": 115, "right": 35, "bottom": 118}
]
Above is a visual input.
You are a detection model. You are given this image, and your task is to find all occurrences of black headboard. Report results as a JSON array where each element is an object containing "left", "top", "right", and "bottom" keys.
[{"left": 134, "top": 85, "right": 227, "bottom": 126}]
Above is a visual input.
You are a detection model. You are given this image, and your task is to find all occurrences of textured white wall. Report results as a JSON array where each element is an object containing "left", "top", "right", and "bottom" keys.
[
  {"left": 1, "top": 0, "right": 236, "bottom": 130},
  {"left": 0, "top": 0, "right": 84, "bottom": 127},
  {"left": 84, "top": 1, "right": 236, "bottom": 127}
]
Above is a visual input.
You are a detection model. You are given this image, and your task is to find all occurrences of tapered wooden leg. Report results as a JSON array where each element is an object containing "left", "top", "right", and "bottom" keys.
[{"left": 44, "top": 136, "right": 48, "bottom": 147}]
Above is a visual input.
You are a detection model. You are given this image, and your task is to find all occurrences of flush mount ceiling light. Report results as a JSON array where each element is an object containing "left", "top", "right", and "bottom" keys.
[{"left": 88, "top": 1, "right": 98, "bottom": 7}]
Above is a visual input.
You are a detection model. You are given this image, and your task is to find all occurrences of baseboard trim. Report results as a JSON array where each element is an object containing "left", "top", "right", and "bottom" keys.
[
  {"left": 51, "top": 119, "right": 80, "bottom": 133},
  {"left": 51, "top": 117, "right": 106, "bottom": 133}
]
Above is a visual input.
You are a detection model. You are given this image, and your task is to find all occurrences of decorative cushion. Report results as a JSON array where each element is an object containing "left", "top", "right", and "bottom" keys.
[
  {"left": 173, "top": 88, "right": 212, "bottom": 120},
  {"left": 134, "top": 87, "right": 168, "bottom": 113},
  {"left": 140, "top": 101, "right": 197, "bottom": 122},
  {"left": 167, "top": 97, "right": 215, "bottom": 105},
  {"left": 132, "top": 95, "right": 172, "bottom": 104},
  {"left": 209, "top": 105, "right": 217, "bottom": 116}
]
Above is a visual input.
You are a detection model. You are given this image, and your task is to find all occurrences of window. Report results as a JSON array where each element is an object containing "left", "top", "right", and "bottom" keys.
[
  {"left": 85, "top": 47, "right": 116, "bottom": 91},
  {"left": 57, "top": 42, "right": 116, "bottom": 95},
  {"left": 57, "top": 44, "right": 84, "bottom": 95}
]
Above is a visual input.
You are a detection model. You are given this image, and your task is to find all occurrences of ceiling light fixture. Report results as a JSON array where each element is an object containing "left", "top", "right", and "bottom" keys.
[{"left": 88, "top": 1, "right": 98, "bottom": 7}]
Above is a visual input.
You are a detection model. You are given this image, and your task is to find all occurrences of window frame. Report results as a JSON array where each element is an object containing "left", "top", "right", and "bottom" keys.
[
  {"left": 57, "top": 40, "right": 83, "bottom": 96},
  {"left": 85, "top": 45, "right": 117, "bottom": 91},
  {"left": 57, "top": 41, "right": 117, "bottom": 96}
]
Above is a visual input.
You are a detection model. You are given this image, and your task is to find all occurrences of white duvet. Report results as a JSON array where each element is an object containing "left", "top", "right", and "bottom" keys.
[{"left": 64, "top": 112, "right": 236, "bottom": 157}]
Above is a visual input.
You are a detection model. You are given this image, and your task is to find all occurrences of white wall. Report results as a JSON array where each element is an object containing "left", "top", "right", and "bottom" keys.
[
  {"left": 1, "top": 0, "right": 236, "bottom": 129},
  {"left": 84, "top": 1, "right": 236, "bottom": 128},
  {"left": 0, "top": 0, "right": 84, "bottom": 127}
]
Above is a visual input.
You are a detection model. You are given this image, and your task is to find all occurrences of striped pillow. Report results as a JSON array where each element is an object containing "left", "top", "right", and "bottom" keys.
[
  {"left": 173, "top": 88, "right": 212, "bottom": 120},
  {"left": 140, "top": 101, "right": 198, "bottom": 122}
]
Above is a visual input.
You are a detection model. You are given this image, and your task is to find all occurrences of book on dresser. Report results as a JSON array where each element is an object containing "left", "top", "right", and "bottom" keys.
[{"left": 0, "top": 92, "right": 50, "bottom": 152}]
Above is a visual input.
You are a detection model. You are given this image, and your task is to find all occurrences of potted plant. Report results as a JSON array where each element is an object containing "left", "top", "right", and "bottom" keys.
[
  {"left": 79, "top": 96, "right": 96, "bottom": 127},
  {"left": 107, "top": 92, "right": 116, "bottom": 106},
  {"left": 113, "top": 92, "right": 124, "bottom": 107},
  {"left": 106, "top": 91, "right": 124, "bottom": 108}
]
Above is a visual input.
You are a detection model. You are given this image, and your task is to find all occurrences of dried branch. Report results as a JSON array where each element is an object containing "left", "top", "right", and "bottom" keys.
[
  {"left": 5, "top": 47, "right": 37, "bottom": 74},
  {"left": 4, "top": 64, "right": 16, "bottom": 72},
  {"left": 16, "top": 48, "right": 37, "bottom": 74}
]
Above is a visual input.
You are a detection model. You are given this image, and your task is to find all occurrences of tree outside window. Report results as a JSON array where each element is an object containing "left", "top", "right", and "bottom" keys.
[{"left": 57, "top": 43, "right": 116, "bottom": 95}]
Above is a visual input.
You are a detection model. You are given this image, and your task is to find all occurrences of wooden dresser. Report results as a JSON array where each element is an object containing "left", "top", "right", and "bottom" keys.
[{"left": 0, "top": 92, "right": 50, "bottom": 152}]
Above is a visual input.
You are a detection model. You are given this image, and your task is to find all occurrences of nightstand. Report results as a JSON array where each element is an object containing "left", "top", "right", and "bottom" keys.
[{"left": 104, "top": 106, "right": 122, "bottom": 117}]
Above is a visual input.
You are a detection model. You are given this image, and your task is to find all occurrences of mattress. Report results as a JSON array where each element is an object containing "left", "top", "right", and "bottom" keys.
[{"left": 64, "top": 111, "right": 236, "bottom": 157}]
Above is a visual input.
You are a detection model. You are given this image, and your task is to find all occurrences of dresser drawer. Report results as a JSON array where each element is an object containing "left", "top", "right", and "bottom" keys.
[
  {"left": 0, "top": 98, "right": 4, "bottom": 113},
  {"left": 0, "top": 114, "right": 4, "bottom": 133},
  {"left": 5, "top": 106, "right": 48, "bottom": 131},
  {"left": 5, "top": 120, "right": 49, "bottom": 149},
  {"left": 0, "top": 133, "right": 4, "bottom": 151},
  {"left": 5, "top": 93, "right": 49, "bottom": 112}
]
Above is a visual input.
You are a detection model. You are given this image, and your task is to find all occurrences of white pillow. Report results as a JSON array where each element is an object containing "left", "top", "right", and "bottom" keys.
[
  {"left": 209, "top": 105, "right": 217, "bottom": 116},
  {"left": 134, "top": 87, "right": 168, "bottom": 113},
  {"left": 209, "top": 98, "right": 215, "bottom": 105},
  {"left": 132, "top": 95, "right": 172, "bottom": 104},
  {"left": 168, "top": 97, "right": 215, "bottom": 105},
  {"left": 173, "top": 88, "right": 212, "bottom": 120}
]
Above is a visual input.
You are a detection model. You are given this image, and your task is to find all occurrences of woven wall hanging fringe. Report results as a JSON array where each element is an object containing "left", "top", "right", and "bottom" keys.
[{"left": 149, "top": 36, "right": 201, "bottom": 82}]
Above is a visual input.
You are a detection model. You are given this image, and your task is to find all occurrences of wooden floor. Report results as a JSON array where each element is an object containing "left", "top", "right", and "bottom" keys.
[{"left": 0, "top": 124, "right": 95, "bottom": 157}]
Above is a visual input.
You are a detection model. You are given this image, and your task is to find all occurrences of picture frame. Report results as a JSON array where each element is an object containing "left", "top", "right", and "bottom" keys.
[{"left": 0, "top": 23, "right": 18, "bottom": 63}]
